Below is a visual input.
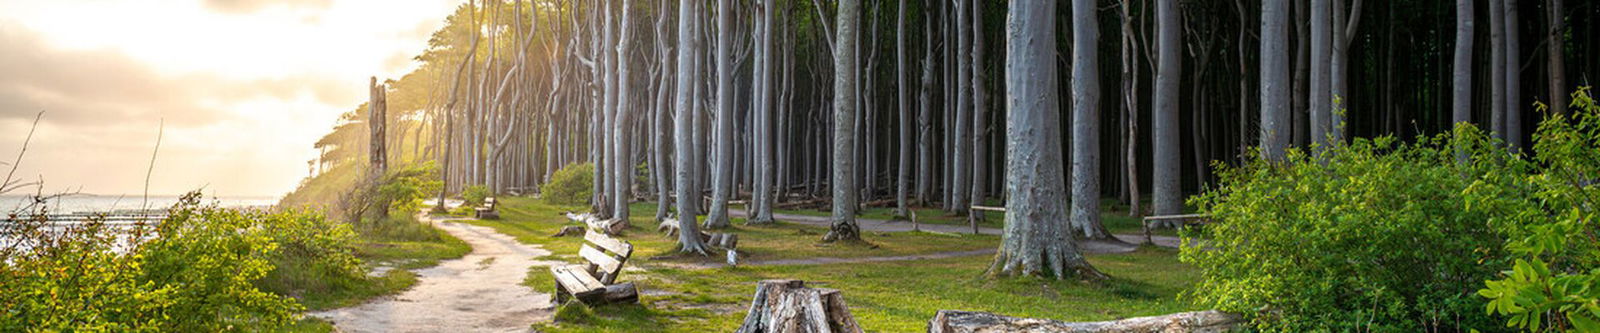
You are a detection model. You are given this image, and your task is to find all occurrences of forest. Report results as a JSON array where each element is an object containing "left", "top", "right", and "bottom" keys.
[{"left": 5, "top": 0, "right": 1600, "bottom": 331}]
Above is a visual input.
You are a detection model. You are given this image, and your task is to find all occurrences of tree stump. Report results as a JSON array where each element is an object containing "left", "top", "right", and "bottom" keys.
[
  {"left": 926, "top": 310, "right": 1240, "bottom": 333},
  {"left": 735, "top": 280, "right": 863, "bottom": 333}
]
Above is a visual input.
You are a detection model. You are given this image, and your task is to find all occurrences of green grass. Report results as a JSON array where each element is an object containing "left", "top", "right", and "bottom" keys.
[
  {"left": 759, "top": 199, "right": 1175, "bottom": 237},
  {"left": 485, "top": 197, "right": 1200, "bottom": 332}
]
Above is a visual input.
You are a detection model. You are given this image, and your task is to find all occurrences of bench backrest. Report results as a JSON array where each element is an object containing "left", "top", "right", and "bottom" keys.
[{"left": 581, "top": 229, "right": 633, "bottom": 284}]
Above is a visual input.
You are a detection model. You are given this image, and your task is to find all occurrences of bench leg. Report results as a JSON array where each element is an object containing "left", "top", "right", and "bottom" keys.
[
  {"left": 554, "top": 281, "right": 570, "bottom": 305},
  {"left": 1143, "top": 221, "right": 1153, "bottom": 245}
]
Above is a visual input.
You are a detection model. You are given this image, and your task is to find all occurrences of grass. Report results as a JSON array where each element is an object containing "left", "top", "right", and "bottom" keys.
[
  {"left": 282, "top": 210, "right": 474, "bottom": 332},
  {"left": 754, "top": 199, "right": 1174, "bottom": 236},
  {"left": 485, "top": 196, "right": 1200, "bottom": 332}
]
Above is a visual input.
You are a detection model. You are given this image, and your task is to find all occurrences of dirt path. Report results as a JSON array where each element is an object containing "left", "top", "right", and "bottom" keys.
[
  {"left": 310, "top": 215, "right": 561, "bottom": 333},
  {"left": 727, "top": 210, "right": 1181, "bottom": 253}
]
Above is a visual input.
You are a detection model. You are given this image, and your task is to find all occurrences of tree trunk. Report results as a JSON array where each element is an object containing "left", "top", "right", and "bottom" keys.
[
  {"left": 1152, "top": 0, "right": 1181, "bottom": 217},
  {"left": 1453, "top": 0, "right": 1474, "bottom": 126},
  {"left": 674, "top": 0, "right": 711, "bottom": 255},
  {"left": 734, "top": 280, "right": 863, "bottom": 333},
  {"left": 992, "top": 0, "right": 1103, "bottom": 280},
  {"left": 949, "top": 0, "right": 973, "bottom": 216},
  {"left": 751, "top": 0, "right": 778, "bottom": 225},
  {"left": 894, "top": 0, "right": 911, "bottom": 218},
  {"left": 1546, "top": 0, "right": 1566, "bottom": 115},
  {"left": 1120, "top": 0, "right": 1142, "bottom": 218},
  {"left": 1506, "top": 0, "right": 1523, "bottom": 150},
  {"left": 1260, "top": 0, "right": 1291, "bottom": 161},
  {"left": 612, "top": 0, "right": 634, "bottom": 224},
  {"left": 704, "top": 0, "right": 736, "bottom": 229},
  {"left": 827, "top": 0, "right": 863, "bottom": 243},
  {"left": 969, "top": 0, "right": 989, "bottom": 214},
  {"left": 1309, "top": 0, "right": 1330, "bottom": 149},
  {"left": 1069, "top": 0, "right": 1112, "bottom": 240},
  {"left": 917, "top": 2, "right": 937, "bottom": 206},
  {"left": 1293, "top": 0, "right": 1309, "bottom": 148},
  {"left": 1490, "top": 0, "right": 1506, "bottom": 139},
  {"left": 654, "top": 1, "right": 675, "bottom": 223}
]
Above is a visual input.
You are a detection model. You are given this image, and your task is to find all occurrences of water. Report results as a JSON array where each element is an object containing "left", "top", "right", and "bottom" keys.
[{"left": 0, "top": 194, "right": 277, "bottom": 215}]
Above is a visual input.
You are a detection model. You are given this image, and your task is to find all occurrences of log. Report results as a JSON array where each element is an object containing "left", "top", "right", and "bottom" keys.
[
  {"left": 658, "top": 219, "right": 681, "bottom": 235},
  {"left": 926, "top": 310, "right": 1240, "bottom": 333},
  {"left": 735, "top": 280, "right": 863, "bottom": 333},
  {"left": 718, "top": 233, "right": 739, "bottom": 249},
  {"left": 565, "top": 212, "right": 626, "bottom": 235},
  {"left": 552, "top": 226, "right": 586, "bottom": 237}
]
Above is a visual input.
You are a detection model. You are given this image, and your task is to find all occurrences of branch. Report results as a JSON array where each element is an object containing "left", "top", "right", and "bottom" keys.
[{"left": 2, "top": 110, "right": 44, "bottom": 196}]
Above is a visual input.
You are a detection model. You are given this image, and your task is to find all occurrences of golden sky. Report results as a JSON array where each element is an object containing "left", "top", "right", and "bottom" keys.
[{"left": 0, "top": 0, "right": 459, "bottom": 197}]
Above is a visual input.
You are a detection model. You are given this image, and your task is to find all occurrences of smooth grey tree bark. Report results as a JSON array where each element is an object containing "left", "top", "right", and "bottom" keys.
[
  {"left": 612, "top": 0, "right": 634, "bottom": 223},
  {"left": 599, "top": 0, "right": 617, "bottom": 218},
  {"left": 1069, "top": 0, "right": 1112, "bottom": 240},
  {"left": 704, "top": 0, "right": 736, "bottom": 229},
  {"left": 895, "top": 0, "right": 912, "bottom": 218},
  {"left": 948, "top": 0, "right": 972, "bottom": 216},
  {"left": 827, "top": 0, "right": 863, "bottom": 243},
  {"left": 992, "top": 0, "right": 1104, "bottom": 280},
  {"left": 1330, "top": 0, "right": 1361, "bottom": 142},
  {"left": 653, "top": 1, "right": 675, "bottom": 223},
  {"left": 1505, "top": 0, "right": 1523, "bottom": 149},
  {"left": 1490, "top": 0, "right": 1506, "bottom": 139},
  {"left": 673, "top": 0, "right": 711, "bottom": 255},
  {"left": 1293, "top": 0, "right": 1309, "bottom": 147},
  {"left": 970, "top": 0, "right": 989, "bottom": 212},
  {"left": 750, "top": 0, "right": 777, "bottom": 225},
  {"left": 1308, "top": 0, "right": 1330, "bottom": 148},
  {"left": 1119, "top": 0, "right": 1141, "bottom": 218},
  {"left": 917, "top": 4, "right": 937, "bottom": 206},
  {"left": 1453, "top": 0, "right": 1474, "bottom": 126},
  {"left": 1152, "top": 0, "right": 1182, "bottom": 217},
  {"left": 1261, "top": 0, "right": 1291, "bottom": 161},
  {"left": 1547, "top": 0, "right": 1566, "bottom": 115}
]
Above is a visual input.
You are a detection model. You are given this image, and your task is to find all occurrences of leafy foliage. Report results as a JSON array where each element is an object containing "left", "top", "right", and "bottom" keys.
[
  {"left": 463, "top": 184, "right": 491, "bottom": 207},
  {"left": 542, "top": 163, "right": 594, "bottom": 205},
  {"left": 1183, "top": 128, "right": 1513, "bottom": 331},
  {"left": 1475, "top": 88, "right": 1600, "bottom": 332}
]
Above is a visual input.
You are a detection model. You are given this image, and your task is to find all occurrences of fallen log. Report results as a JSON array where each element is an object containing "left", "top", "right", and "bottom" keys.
[
  {"left": 735, "top": 280, "right": 862, "bottom": 333},
  {"left": 551, "top": 226, "right": 585, "bottom": 237},
  {"left": 926, "top": 310, "right": 1240, "bottom": 333},
  {"left": 564, "top": 212, "right": 626, "bottom": 235}
]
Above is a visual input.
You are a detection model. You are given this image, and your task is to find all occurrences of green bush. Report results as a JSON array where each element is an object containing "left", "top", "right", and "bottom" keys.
[
  {"left": 463, "top": 185, "right": 491, "bottom": 207},
  {"left": 1475, "top": 88, "right": 1600, "bottom": 331},
  {"left": 542, "top": 163, "right": 594, "bottom": 205},
  {"left": 1184, "top": 129, "right": 1513, "bottom": 331}
]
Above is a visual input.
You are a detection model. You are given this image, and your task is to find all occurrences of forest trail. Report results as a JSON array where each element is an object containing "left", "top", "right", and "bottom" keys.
[
  {"left": 310, "top": 213, "right": 561, "bottom": 333},
  {"left": 732, "top": 211, "right": 1184, "bottom": 254}
]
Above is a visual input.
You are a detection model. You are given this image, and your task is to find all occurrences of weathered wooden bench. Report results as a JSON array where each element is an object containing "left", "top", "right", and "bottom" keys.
[
  {"left": 549, "top": 229, "right": 638, "bottom": 305},
  {"left": 474, "top": 197, "right": 499, "bottom": 219},
  {"left": 1141, "top": 213, "right": 1209, "bottom": 244},
  {"left": 967, "top": 205, "right": 1006, "bottom": 234}
]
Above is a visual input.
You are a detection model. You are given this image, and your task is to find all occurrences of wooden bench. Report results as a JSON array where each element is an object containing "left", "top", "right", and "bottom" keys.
[
  {"left": 549, "top": 229, "right": 638, "bottom": 305},
  {"left": 967, "top": 205, "right": 1006, "bottom": 234},
  {"left": 1141, "top": 214, "right": 1210, "bottom": 244},
  {"left": 474, "top": 197, "right": 499, "bottom": 219}
]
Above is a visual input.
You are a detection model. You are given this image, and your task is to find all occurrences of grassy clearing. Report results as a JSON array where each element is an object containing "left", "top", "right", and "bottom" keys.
[
  {"left": 286, "top": 212, "right": 473, "bottom": 332},
  {"left": 759, "top": 201, "right": 1168, "bottom": 236},
  {"left": 488, "top": 197, "right": 1199, "bottom": 332}
]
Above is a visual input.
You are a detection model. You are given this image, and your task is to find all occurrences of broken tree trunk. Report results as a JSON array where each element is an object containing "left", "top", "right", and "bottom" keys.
[
  {"left": 565, "top": 212, "right": 627, "bottom": 235},
  {"left": 926, "top": 310, "right": 1240, "bottom": 333},
  {"left": 735, "top": 280, "right": 863, "bottom": 333}
]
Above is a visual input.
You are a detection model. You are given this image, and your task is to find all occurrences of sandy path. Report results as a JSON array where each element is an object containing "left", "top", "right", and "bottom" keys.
[{"left": 311, "top": 215, "right": 561, "bottom": 333}]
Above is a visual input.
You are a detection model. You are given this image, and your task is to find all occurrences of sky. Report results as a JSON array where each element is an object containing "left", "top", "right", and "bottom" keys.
[{"left": 0, "top": 0, "right": 459, "bottom": 198}]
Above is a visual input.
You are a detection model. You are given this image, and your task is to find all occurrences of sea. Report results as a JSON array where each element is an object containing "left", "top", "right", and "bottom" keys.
[{"left": 0, "top": 194, "right": 278, "bottom": 215}]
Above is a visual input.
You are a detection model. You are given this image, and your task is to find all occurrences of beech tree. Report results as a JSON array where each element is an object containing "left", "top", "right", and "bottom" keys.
[
  {"left": 611, "top": 0, "right": 634, "bottom": 223},
  {"left": 1152, "top": 0, "right": 1181, "bottom": 217},
  {"left": 948, "top": 0, "right": 972, "bottom": 216},
  {"left": 1452, "top": 0, "right": 1472, "bottom": 125},
  {"left": 1070, "top": 0, "right": 1113, "bottom": 240},
  {"left": 1261, "top": 0, "right": 1290, "bottom": 161},
  {"left": 704, "top": 0, "right": 736, "bottom": 229},
  {"left": 674, "top": 0, "right": 711, "bottom": 255},
  {"left": 894, "top": 0, "right": 911, "bottom": 218},
  {"left": 991, "top": 0, "right": 1104, "bottom": 281},
  {"left": 826, "top": 0, "right": 862, "bottom": 243}
]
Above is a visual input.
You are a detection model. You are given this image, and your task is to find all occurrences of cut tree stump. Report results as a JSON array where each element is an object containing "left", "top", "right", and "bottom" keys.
[
  {"left": 735, "top": 280, "right": 863, "bottom": 333},
  {"left": 926, "top": 310, "right": 1240, "bottom": 333}
]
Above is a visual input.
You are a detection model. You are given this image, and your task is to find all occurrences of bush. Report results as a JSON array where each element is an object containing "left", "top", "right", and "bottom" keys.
[
  {"left": 542, "top": 163, "right": 594, "bottom": 205},
  {"left": 463, "top": 185, "right": 491, "bottom": 207},
  {"left": 1183, "top": 129, "right": 1513, "bottom": 331}
]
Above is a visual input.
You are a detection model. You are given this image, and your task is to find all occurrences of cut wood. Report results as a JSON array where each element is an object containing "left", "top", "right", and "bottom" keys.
[
  {"left": 565, "top": 212, "right": 626, "bottom": 235},
  {"left": 735, "top": 279, "right": 863, "bottom": 333},
  {"left": 552, "top": 226, "right": 585, "bottom": 237},
  {"left": 926, "top": 310, "right": 1240, "bottom": 333}
]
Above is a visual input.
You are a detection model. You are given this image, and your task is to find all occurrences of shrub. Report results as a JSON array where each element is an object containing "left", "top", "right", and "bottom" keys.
[
  {"left": 1475, "top": 88, "right": 1600, "bottom": 331},
  {"left": 1183, "top": 129, "right": 1513, "bottom": 331},
  {"left": 542, "top": 163, "right": 594, "bottom": 205},
  {"left": 463, "top": 185, "right": 491, "bottom": 207}
]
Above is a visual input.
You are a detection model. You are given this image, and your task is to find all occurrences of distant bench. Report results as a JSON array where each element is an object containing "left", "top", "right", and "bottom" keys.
[
  {"left": 474, "top": 197, "right": 499, "bottom": 219},
  {"left": 1141, "top": 214, "right": 1210, "bottom": 244},
  {"left": 549, "top": 229, "right": 638, "bottom": 305}
]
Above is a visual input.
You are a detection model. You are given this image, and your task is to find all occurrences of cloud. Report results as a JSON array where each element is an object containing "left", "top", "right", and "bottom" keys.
[{"left": 202, "top": 0, "right": 333, "bottom": 14}]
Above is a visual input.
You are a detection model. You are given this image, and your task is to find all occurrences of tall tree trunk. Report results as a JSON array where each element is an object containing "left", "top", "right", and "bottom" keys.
[
  {"left": 917, "top": 2, "right": 937, "bottom": 206},
  {"left": 992, "top": 0, "right": 1104, "bottom": 281},
  {"left": 1119, "top": 0, "right": 1141, "bottom": 218},
  {"left": 969, "top": 0, "right": 989, "bottom": 213},
  {"left": 1293, "top": 0, "right": 1309, "bottom": 147},
  {"left": 705, "top": 0, "right": 736, "bottom": 229},
  {"left": 1309, "top": 0, "right": 1330, "bottom": 149},
  {"left": 674, "top": 0, "right": 712, "bottom": 255},
  {"left": 1152, "top": 0, "right": 1182, "bottom": 217},
  {"left": 826, "top": 0, "right": 863, "bottom": 243},
  {"left": 1453, "top": 0, "right": 1474, "bottom": 127},
  {"left": 752, "top": 0, "right": 778, "bottom": 225},
  {"left": 1331, "top": 0, "right": 1361, "bottom": 143},
  {"left": 1505, "top": 0, "right": 1523, "bottom": 150},
  {"left": 1490, "top": 0, "right": 1507, "bottom": 139},
  {"left": 1546, "top": 0, "right": 1567, "bottom": 115},
  {"left": 1070, "top": 0, "right": 1112, "bottom": 240},
  {"left": 949, "top": 0, "right": 973, "bottom": 216},
  {"left": 895, "top": 0, "right": 912, "bottom": 218},
  {"left": 654, "top": 1, "right": 675, "bottom": 223},
  {"left": 1261, "top": 0, "right": 1291, "bottom": 161},
  {"left": 612, "top": 0, "right": 635, "bottom": 223}
]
